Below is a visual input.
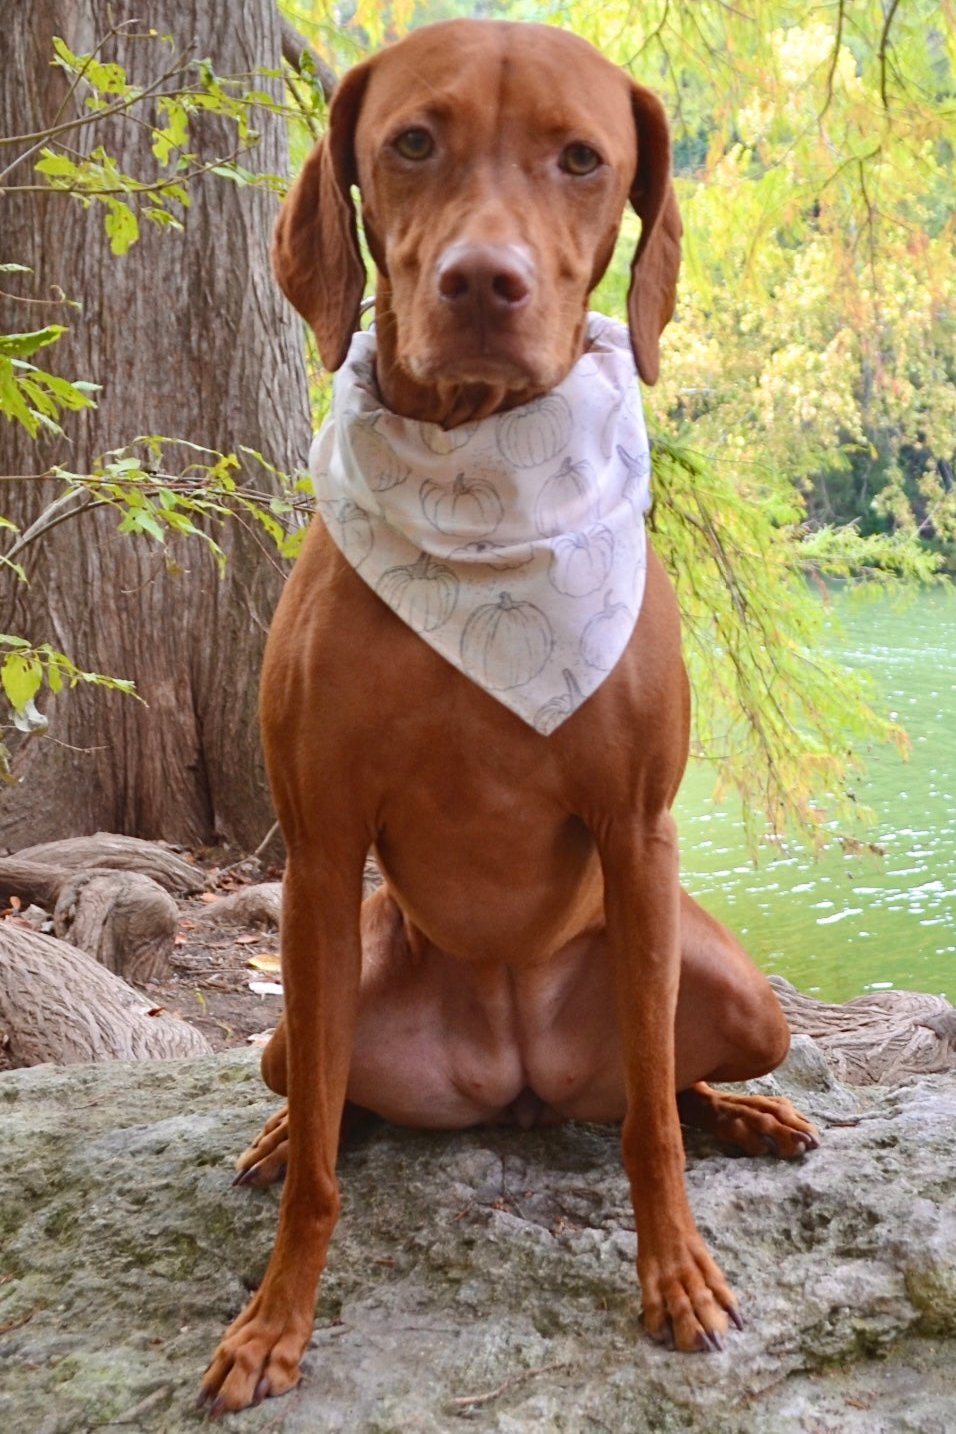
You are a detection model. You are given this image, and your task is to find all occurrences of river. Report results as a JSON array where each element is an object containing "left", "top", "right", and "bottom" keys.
[{"left": 675, "top": 584, "right": 956, "bottom": 1003}]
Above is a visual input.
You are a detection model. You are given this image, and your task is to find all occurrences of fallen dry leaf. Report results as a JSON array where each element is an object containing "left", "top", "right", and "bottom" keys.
[{"left": 247, "top": 954, "right": 281, "bottom": 974}]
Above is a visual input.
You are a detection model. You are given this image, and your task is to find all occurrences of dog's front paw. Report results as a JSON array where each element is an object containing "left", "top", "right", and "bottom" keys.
[
  {"left": 639, "top": 1236, "right": 742, "bottom": 1353},
  {"left": 198, "top": 1290, "right": 309, "bottom": 1416}
]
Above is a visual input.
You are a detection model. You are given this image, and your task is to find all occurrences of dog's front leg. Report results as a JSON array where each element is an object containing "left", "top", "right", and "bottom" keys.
[
  {"left": 599, "top": 810, "right": 740, "bottom": 1352},
  {"left": 200, "top": 846, "right": 364, "bottom": 1413}
]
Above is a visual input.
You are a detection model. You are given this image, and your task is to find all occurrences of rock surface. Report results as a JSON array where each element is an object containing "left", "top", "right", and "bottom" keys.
[{"left": 1, "top": 1039, "right": 954, "bottom": 1433}]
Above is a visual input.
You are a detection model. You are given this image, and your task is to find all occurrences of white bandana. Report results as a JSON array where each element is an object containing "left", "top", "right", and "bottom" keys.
[{"left": 309, "top": 312, "right": 651, "bottom": 732}]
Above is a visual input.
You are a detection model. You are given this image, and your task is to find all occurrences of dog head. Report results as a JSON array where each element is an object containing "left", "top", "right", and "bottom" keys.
[{"left": 273, "top": 20, "right": 681, "bottom": 414}]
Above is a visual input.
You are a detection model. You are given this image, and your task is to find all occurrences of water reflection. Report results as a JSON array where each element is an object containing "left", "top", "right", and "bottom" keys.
[{"left": 676, "top": 586, "right": 956, "bottom": 1002}]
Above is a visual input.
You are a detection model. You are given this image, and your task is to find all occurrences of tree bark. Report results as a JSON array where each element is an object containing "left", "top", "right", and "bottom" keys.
[
  {"left": 198, "top": 881, "right": 282, "bottom": 928},
  {"left": 0, "top": 0, "right": 311, "bottom": 850},
  {"left": 4, "top": 833, "right": 206, "bottom": 894},
  {"left": 0, "top": 922, "right": 211, "bottom": 1064},
  {"left": 53, "top": 869, "right": 178, "bottom": 983},
  {"left": 770, "top": 975, "right": 956, "bottom": 1084}
]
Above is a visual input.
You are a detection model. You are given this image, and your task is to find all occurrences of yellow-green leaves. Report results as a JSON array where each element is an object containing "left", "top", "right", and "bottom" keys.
[
  {"left": 0, "top": 636, "right": 137, "bottom": 763},
  {"left": 24, "top": 33, "right": 289, "bottom": 255},
  {"left": 0, "top": 308, "right": 98, "bottom": 439}
]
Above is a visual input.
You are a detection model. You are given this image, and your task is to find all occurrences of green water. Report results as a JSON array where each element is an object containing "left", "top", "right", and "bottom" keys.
[{"left": 675, "top": 585, "right": 956, "bottom": 1003}]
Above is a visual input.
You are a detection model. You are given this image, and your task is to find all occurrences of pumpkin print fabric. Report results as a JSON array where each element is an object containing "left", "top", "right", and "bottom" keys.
[{"left": 309, "top": 313, "right": 651, "bottom": 732}]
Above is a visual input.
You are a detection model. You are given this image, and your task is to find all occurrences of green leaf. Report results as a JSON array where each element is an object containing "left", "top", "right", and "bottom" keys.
[
  {"left": 83, "top": 59, "right": 130, "bottom": 95},
  {"left": 142, "top": 208, "right": 184, "bottom": 230},
  {"left": 50, "top": 36, "right": 81, "bottom": 69},
  {"left": 103, "top": 201, "right": 140, "bottom": 256},
  {"left": 120, "top": 509, "right": 165, "bottom": 541},
  {"left": 0, "top": 362, "right": 39, "bottom": 434},
  {"left": 2, "top": 652, "right": 43, "bottom": 712},
  {"left": 0, "top": 326, "right": 67, "bottom": 358},
  {"left": 35, "top": 148, "right": 78, "bottom": 180}
]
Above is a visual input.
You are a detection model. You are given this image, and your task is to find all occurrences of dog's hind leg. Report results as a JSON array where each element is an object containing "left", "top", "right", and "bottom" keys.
[{"left": 673, "top": 889, "right": 819, "bottom": 1158}]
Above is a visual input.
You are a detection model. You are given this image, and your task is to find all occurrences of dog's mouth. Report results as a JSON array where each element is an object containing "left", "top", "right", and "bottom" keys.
[
  {"left": 402, "top": 302, "right": 572, "bottom": 394},
  {"left": 405, "top": 340, "right": 553, "bottom": 392}
]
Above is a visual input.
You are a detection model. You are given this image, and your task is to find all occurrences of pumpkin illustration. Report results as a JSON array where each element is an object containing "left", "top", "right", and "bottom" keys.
[
  {"left": 615, "top": 443, "right": 651, "bottom": 510},
  {"left": 600, "top": 386, "right": 640, "bottom": 457},
  {"left": 580, "top": 592, "right": 634, "bottom": 671},
  {"left": 318, "top": 499, "right": 374, "bottom": 568},
  {"left": 376, "top": 552, "right": 459, "bottom": 633},
  {"left": 534, "top": 670, "right": 584, "bottom": 735},
  {"left": 534, "top": 457, "right": 599, "bottom": 538},
  {"left": 420, "top": 472, "right": 504, "bottom": 538},
  {"left": 348, "top": 419, "right": 410, "bottom": 492},
  {"left": 418, "top": 420, "right": 479, "bottom": 455},
  {"left": 460, "top": 592, "right": 554, "bottom": 691},
  {"left": 449, "top": 540, "right": 533, "bottom": 571},
  {"left": 495, "top": 394, "right": 572, "bottom": 469},
  {"left": 549, "top": 523, "right": 615, "bottom": 597}
]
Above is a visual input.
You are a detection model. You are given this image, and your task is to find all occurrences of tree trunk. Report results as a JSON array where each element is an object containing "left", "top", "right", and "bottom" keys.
[{"left": 0, "top": 0, "right": 310, "bottom": 850}]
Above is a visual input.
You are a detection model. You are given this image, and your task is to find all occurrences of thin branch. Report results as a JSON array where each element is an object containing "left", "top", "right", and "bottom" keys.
[
  {"left": 879, "top": 0, "right": 902, "bottom": 109},
  {"left": 279, "top": 15, "right": 337, "bottom": 102},
  {"left": 252, "top": 821, "right": 280, "bottom": 860},
  {"left": 0, "top": 468, "right": 312, "bottom": 572},
  {"left": 819, "top": 0, "right": 846, "bottom": 125},
  {"left": 47, "top": 18, "right": 147, "bottom": 133},
  {"left": 0, "top": 45, "right": 195, "bottom": 184},
  {"left": 2, "top": 488, "right": 95, "bottom": 565},
  {"left": 6, "top": 141, "right": 259, "bottom": 200}
]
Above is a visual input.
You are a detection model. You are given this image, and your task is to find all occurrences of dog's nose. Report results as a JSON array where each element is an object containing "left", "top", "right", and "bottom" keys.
[{"left": 436, "top": 243, "right": 534, "bottom": 314}]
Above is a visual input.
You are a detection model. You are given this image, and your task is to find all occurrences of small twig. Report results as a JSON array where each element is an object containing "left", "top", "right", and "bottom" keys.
[
  {"left": 253, "top": 821, "right": 280, "bottom": 861},
  {"left": 447, "top": 1361, "right": 570, "bottom": 1412},
  {"left": 101, "top": 1384, "right": 173, "bottom": 1427},
  {"left": 0, "top": 1303, "right": 44, "bottom": 1336},
  {"left": 2, "top": 488, "right": 96, "bottom": 566}
]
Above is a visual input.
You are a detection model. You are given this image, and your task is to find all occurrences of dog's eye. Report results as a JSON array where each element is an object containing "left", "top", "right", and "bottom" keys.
[
  {"left": 560, "top": 143, "right": 602, "bottom": 176},
  {"left": 394, "top": 128, "right": 434, "bottom": 161}
]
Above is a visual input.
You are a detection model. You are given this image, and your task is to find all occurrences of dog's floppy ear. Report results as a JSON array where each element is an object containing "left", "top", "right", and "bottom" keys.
[
  {"left": 271, "top": 63, "right": 372, "bottom": 371},
  {"left": 627, "top": 84, "right": 682, "bottom": 386}
]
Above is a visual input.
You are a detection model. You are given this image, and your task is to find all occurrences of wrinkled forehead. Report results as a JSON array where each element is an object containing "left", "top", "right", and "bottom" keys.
[{"left": 355, "top": 21, "right": 635, "bottom": 159}]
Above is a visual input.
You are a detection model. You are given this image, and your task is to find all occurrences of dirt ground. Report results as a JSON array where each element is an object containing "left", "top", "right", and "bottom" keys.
[{"left": 142, "top": 861, "right": 285, "bottom": 1054}]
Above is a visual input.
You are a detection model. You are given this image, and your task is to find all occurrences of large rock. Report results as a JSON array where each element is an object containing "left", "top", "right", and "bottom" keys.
[{"left": 1, "top": 1040, "right": 954, "bottom": 1432}]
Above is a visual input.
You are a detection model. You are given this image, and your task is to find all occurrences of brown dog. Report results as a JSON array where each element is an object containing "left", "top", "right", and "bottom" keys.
[{"left": 200, "top": 19, "right": 817, "bottom": 1413}]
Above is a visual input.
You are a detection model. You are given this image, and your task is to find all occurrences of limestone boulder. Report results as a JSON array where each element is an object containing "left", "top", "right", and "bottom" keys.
[{"left": 0, "top": 1039, "right": 954, "bottom": 1432}]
